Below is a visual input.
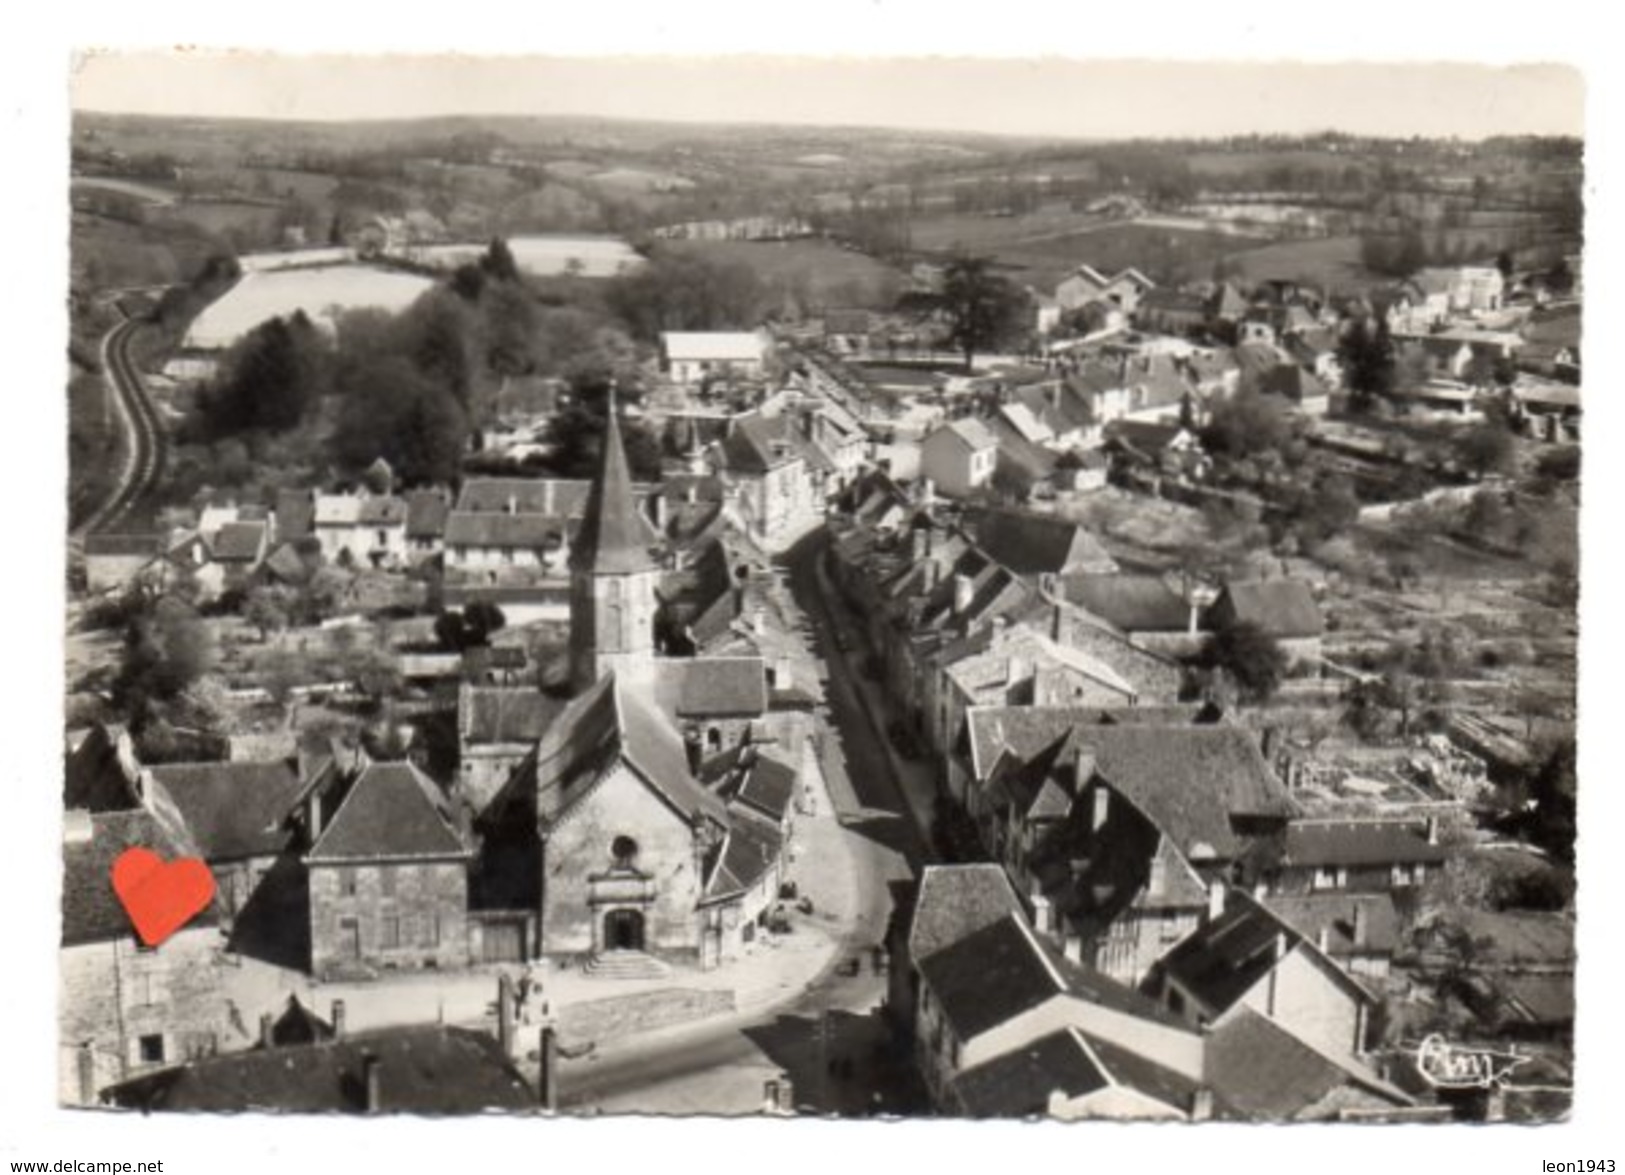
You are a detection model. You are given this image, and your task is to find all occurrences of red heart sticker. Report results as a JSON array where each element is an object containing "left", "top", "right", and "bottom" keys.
[{"left": 111, "top": 847, "right": 216, "bottom": 947}]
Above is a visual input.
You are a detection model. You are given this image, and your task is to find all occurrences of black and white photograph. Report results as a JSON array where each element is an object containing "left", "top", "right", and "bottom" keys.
[{"left": 8, "top": 10, "right": 1616, "bottom": 1165}]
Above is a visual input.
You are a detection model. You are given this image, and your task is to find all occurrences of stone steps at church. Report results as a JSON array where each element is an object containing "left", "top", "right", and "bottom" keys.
[{"left": 584, "top": 950, "right": 672, "bottom": 980}]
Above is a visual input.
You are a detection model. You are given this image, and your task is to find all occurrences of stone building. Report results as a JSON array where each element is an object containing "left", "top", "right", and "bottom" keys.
[{"left": 305, "top": 762, "right": 474, "bottom": 979}]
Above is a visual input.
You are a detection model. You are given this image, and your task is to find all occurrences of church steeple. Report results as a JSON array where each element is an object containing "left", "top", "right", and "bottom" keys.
[
  {"left": 569, "top": 383, "right": 661, "bottom": 694},
  {"left": 571, "top": 384, "right": 659, "bottom": 574}
]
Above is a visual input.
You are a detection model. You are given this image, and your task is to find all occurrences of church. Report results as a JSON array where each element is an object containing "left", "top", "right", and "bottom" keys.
[{"left": 472, "top": 396, "right": 812, "bottom": 971}]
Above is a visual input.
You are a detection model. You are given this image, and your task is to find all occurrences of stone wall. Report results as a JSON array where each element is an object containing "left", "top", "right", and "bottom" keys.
[
  {"left": 541, "top": 764, "right": 705, "bottom": 958},
  {"left": 58, "top": 927, "right": 234, "bottom": 1105},
  {"left": 308, "top": 859, "right": 471, "bottom": 979}
]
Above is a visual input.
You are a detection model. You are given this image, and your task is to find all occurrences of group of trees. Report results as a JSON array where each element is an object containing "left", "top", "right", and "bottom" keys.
[{"left": 603, "top": 249, "right": 769, "bottom": 342}]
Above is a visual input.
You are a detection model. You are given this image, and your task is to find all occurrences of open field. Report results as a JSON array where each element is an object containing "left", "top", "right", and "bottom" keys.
[
  {"left": 666, "top": 238, "right": 905, "bottom": 308},
  {"left": 182, "top": 263, "right": 436, "bottom": 350},
  {"left": 417, "top": 234, "right": 644, "bottom": 278},
  {"left": 71, "top": 176, "right": 179, "bottom": 206},
  {"left": 1224, "top": 235, "right": 1384, "bottom": 292},
  {"left": 70, "top": 211, "right": 227, "bottom": 289},
  {"left": 992, "top": 221, "right": 1255, "bottom": 288}
]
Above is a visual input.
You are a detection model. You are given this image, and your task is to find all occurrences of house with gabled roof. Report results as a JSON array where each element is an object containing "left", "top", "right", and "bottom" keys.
[
  {"left": 456, "top": 685, "right": 568, "bottom": 815},
  {"left": 1209, "top": 577, "right": 1325, "bottom": 667},
  {"left": 1148, "top": 887, "right": 1379, "bottom": 1061},
  {"left": 711, "top": 411, "right": 823, "bottom": 550},
  {"left": 59, "top": 807, "right": 233, "bottom": 1105},
  {"left": 920, "top": 417, "right": 1000, "bottom": 497},
  {"left": 305, "top": 761, "right": 474, "bottom": 980}
]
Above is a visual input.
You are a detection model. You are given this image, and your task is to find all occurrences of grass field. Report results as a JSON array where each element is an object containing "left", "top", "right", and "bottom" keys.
[
  {"left": 71, "top": 211, "right": 229, "bottom": 289},
  {"left": 992, "top": 222, "right": 1252, "bottom": 288},
  {"left": 183, "top": 264, "right": 436, "bottom": 350},
  {"left": 1222, "top": 235, "right": 1387, "bottom": 293},
  {"left": 666, "top": 238, "right": 906, "bottom": 309}
]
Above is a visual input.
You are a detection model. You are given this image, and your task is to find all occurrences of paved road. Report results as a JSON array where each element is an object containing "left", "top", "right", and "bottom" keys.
[
  {"left": 555, "top": 531, "right": 925, "bottom": 1114},
  {"left": 72, "top": 315, "right": 165, "bottom": 541}
]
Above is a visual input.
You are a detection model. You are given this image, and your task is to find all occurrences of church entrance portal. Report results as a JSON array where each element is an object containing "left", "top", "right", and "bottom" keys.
[{"left": 603, "top": 909, "right": 646, "bottom": 952}]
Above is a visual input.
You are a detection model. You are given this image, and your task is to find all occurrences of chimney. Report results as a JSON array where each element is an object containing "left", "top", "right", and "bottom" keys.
[
  {"left": 76, "top": 1042, "right": 96, "bottom": 1106},
  {"left": 1191, "top": 1088, "right": 1215, "bottom": 1122},
  {"left": 1352, "top": 902, "right": 1369, "bottom": 949},
  {"left": 1031, "top": 884, "right": 1053, "bottom": 935},
  {"left": 1316, "top": 926, "right": 1331, "bottom": 954},
  {"left": 259, "top": 1013, "right": 275, "bottom": 1049},
  {"left": 497, "top": 973, "right": 515, "bottom": 1055},
  {"left": 362, "top": 1053, "right": 382, "bottom": 1114},
  {"left": 1091, "top": 787, "right": 1110, "bottom": 832},
  {"left": 750, "top": 609, "right": 766, "bottom": 637},
  {"left": 1147, "top": 851, "right": 1167, "bottom": 897},
  {"left": 762, "top": 1078, "right": 781, "bottom": 1114},
  {"left": 306, "top": 788, "right": 324, "bottom": 843},
  {"left": 1206, "top": 880, "right": 1226, "bottom": 922},
  {"left": 775, "top": 1073, "right": 796, "bottom": 1113},
  {"left": 505, "top": 494, "right": 518, "bottom": 516},
  {"left": 1062, "top": 934, "right": 1084, "bottom": 964},
  {"left": 538, "top": 1026, "right": 559, "bottom": 1112},
  {"left": 919, "top": 477, "right": 936, "bottom": 507},
  {"left": 953, "top": 574, "right": 974, "bottom": 616},
  {"left": 910, "top": 526, "right": 928, "bottom": 562},
  {"left": 653, "top": 492, "right": 669, "bottom": 531},
  {"left": 1425, "top": 816, "right": 1439, "bottom": 845},
  {"left": 773, "top": 656, "right": 794, "bottom": 691},
  {"left": 331, "top": 999, "right": 346, "bottom": 1039},
  {"left": 63, "top": 809, "right": 92, "bottom": 846}
]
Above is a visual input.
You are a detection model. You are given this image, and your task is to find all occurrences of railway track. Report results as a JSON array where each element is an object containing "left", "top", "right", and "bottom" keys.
[{"left": 71, "top": 315, "right": 166, "bottom": 543}]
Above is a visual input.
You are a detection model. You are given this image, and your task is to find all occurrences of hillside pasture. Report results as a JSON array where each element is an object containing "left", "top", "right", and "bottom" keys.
[
  {"left": 182, "top": 263, "right": 436, "bottom": 350},
  {"left": 990, "top": 221, "right": 1251, "bottom": 288},
  {"left": 666, "top": 238, "right": 906, "bottom": 310}
]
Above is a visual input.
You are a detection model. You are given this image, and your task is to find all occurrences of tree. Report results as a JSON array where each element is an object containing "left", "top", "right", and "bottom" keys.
[
  {"left": 1453, "top": 418, "right": 1516, "bottom": 480},
  {"left": 1201, "top": 390, "right": 1291, "bottom": 461},
  {"left": 1495, "top": 250, "right": 1515, "bottom": 280},
  {"left": 115, "top": 596, "right": 215, "bottom": 719},
  {"left": 1338, "top": 316, "right": 1396, "bottom": 412},
  {"left": 1204, "top": 618, "right": 1287, "bottom": 704},
  {"left": 196, "top": 312, "right": 328, "bottom": 438},
  {"left": 329, "top": 357, "right": 469, "bottom": 486},
  {"left": 242, "top": 585, "right": 295, "bottom": 641},
  {"left": 938, "top": 255, "right": 1029, "bottom": 371},
  {"left": 1521, "top": 737, "right": 1577, "bottom": 865}
]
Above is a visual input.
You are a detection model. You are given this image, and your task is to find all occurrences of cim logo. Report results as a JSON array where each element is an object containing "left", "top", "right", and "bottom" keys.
[{"left": 1414, "top": 1034, "right": 1530, "bottom": 1090}]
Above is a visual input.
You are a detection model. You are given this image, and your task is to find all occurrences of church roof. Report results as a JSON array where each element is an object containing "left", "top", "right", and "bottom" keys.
[
  {"left": 306, "top": 763, "right": 469, "bottom": 863},
  {"left": 570, "top": 396, "right": 661, "bottom": 575}
]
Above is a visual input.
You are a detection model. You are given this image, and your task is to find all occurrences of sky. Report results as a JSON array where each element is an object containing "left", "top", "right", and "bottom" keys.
[{"left": 71, "top": 54, "right": 1585, "bottom": 141}]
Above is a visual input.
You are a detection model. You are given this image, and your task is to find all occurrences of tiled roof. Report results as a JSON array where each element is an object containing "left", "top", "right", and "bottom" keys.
[
  {"left": 966, "top": 508, "right": 1117, "bottom": 577},
  {"left": 906, "top": 863, "right": 1023, "bottom": 962},
  {"left": 62, "top": 808, "right": 213, "bottom": 947},
  {"left": 1264, "top": 893, "right": 1402, "bottom": 957},
  {"left": 1279, "top": 821, "right": 1448, "bottom": 868},
  {"left": 210, "top": 521, "right": 267, "bottom": 563},
  {"left": 306, "top": 763, "right": 468, "bottom": 862},
  {"left": 717, "top": 413, "right": 804, "bottom": 475},
  {"left": 454, "top": 478, "right": 592, "bottom": 516},
  {"left": 1203, "top": 1008, "right": 1406, "bottom": 1120},
  {"left": 1058, "top": 573, "right": 1194, "bottom": 633},
  {"left": 998, "top": 402, "right": 1054, "bottom": 445},
  {"left": 357, "top": 496, "right": 409, "bottom": 526},
  {"left": 571, "top": 404, "right": 662, "bottom": 574},
  {"left": 1447, "top": 909, "right": 1576, "bottom": 968},
  {"left": 460, "top": 686, "right": 566, "bottom": 746},
  {"left": 1078, "top": 1031, "right": 1205, "bottom": 1115},
  {"left": 950, "top": 1028, "right": 1110, "bottom": 1116},
  {"left": 650, "top": 657, "right": 769, "bottom": 719},
  {"left": 930, "top": 417, "right": 999, "bottom": 453},
  {"left": 443, "top": 511, "right": 569, "bottom": 550},
  {"left": 1216, "top": 579, "right": 1324, "bottom": 639},
  {"left": 963, "top": 703, "right": 1224, "bottom": 784},
  {"left": 735, "top": 751, "right": 798, "bottom": 823},
  {"left": 105, "top": 1025, "right": 534, "bottom": 1114},
  {"left": 145, "top": 760, "right": 304, "bottom": 861}
]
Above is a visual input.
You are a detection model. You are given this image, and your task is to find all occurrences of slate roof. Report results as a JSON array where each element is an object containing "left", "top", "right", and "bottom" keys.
[
  {"left": 267, "top": 995, "right": 337, "bottom": 1047},
  {"left": 966, "top": 508, "right": 1117, "bottom": 576},
  {"left": 650, "top": 657, "right": 769, "bottom": 719},
  {"left": 1279, "top": 821, "right": 1448, "bottom": 868},
  {"left": 460, "top": 686, "right": 566, "bottom": 746},
  {"left": 950, "top": 1028, "right": 1110, "bottom": 1116},
  {"left": 105, "top": 1025, "right": 534, "bottom": 1114},
  {"left": 1216, "top": 579, "right": 1324, "bottom": 639},
  {"left": 1059, "top": 573, "right": 1194, "bottom": 633},
  {"left": 703, "top": 809, "right": 784, "bottom": 901},
  {"left": 1157, "top": 892, "right": 1369, "bottom": 1017},
  {"left": 210, "top": 521, "right": 267, "bottom": 563},
  {"left": 999, "top": 402, "right": 1055, "bottom": 445},
  {"left": 906, "top": 863, "right": 1023, "bottom": 962},
  {"left": 734, "top": 751, "right": 798, "bottom": 823},
  {"left": 1203, "top": 1007, "right": 1407, "bottom": 1120},
  {"left": 963, "top": 704, "right": 1225, "bottom": 784},
  {"left": 145, "top": 760, "right": 304, "bottom": 861},
  {"left": 717, "top": 413, "right": 803, "bottom": 475},
  {"left": 62, "top": 808, "right": 213, "bottom": 947},
  {"left": 920, "top": 913, "right": 1184, "bottom": 1043},
  {"left": 357, "top": 496, "right": 409, "bottom": 527},
  {"left": 571, "top": 403, "right": 662, "bottom": 574},
  {"left": 531, "top": 674, "right": 729, "bottom": 830},
  {"left": 1088, "top": 726, "right": 1295, "bottom": 860},
  {"left": 1078, "top": 1030, "right": 1206, "bottom": 1116},
  {"left": 1447, "top": 909, "right": 1576, "bottom": 968},
  {"left": 306, "top": 763, "right": 469, "bottom": 863}
]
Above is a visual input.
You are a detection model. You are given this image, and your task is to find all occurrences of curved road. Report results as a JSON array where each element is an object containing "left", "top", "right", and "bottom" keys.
[{"left": 72, "top": 316, "right": 165, "bottom": 540}]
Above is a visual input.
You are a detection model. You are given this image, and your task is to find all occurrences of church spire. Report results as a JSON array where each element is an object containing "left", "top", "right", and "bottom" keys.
[{"left": 571, "top": 382, "right": 659, "bottom": 574}]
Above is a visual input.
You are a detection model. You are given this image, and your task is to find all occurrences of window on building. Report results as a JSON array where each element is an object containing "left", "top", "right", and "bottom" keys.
[
  {"left": 612, "top": 836, "right": 640, "bottom": 867},
  {"left": 1312, "top": 866, "right": 1342, "bottom": 891},
  {"left": 380, "top": 868, "right": 396, "bottom": 897},
  {"left": 376, "top": 529, "right": 387, "bottom": 547},
  {"left": 137, "top": 1034, "right": 165, "bottom": 1065},
  {"left": 340, "top": 868, "right": 358, "bottom": 896},
  {"left": 381, "top": 916, "right": 401, "bottom": 950}
]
